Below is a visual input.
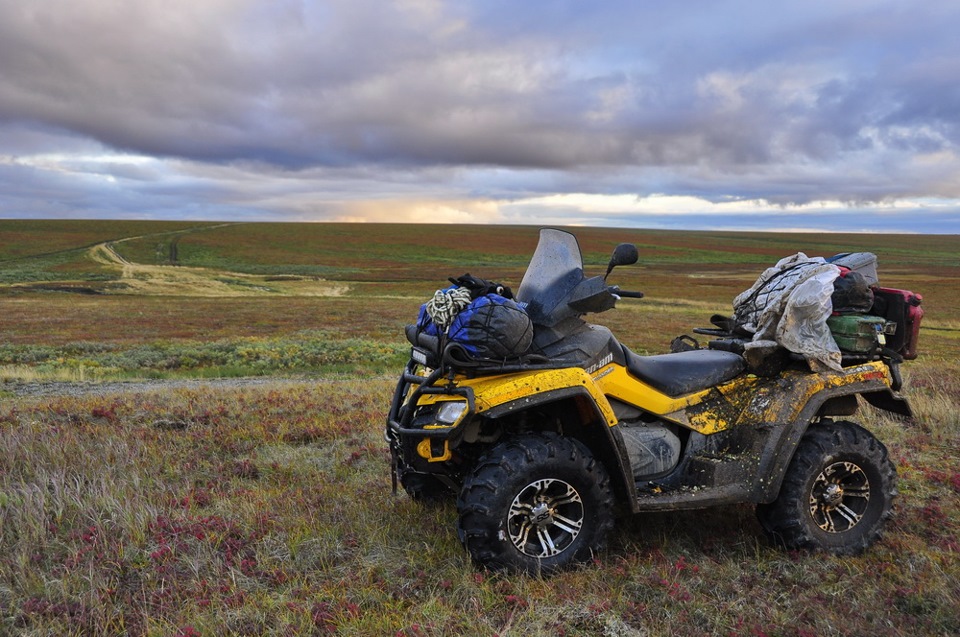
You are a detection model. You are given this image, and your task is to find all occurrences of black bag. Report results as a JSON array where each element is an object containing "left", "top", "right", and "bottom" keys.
[
  {"left": 448, "top": 273, "right": 514, "bottom": 300},
  {"left": 832, "top": 271, "right": 874, "bottom": 314},
  {"left": 447, "top": 294, "right": 532, "bottom": 359}
]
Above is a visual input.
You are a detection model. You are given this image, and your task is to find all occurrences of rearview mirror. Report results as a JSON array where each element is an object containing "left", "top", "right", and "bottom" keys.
[{"left": 605, "top": 243, "right": 639, "bottom": 280}]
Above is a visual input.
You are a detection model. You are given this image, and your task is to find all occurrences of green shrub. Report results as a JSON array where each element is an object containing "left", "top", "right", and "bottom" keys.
[{"left": 0, "top": 332, "right": 408, "bottom": 379}]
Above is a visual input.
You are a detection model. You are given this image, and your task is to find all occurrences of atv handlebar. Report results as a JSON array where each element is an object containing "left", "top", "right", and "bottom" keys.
[{"left": 568, "top": 285, "right": 645, "bottom": 315}]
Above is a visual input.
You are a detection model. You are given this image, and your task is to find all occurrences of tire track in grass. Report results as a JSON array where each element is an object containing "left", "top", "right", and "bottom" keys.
[{"left": 88, "top": 224, "right": 350, "bottom": 297}]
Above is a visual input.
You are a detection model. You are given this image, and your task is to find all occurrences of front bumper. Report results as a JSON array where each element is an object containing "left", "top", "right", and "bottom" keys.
[{"left": 385, "top": 359, "right": 476, "bottom": 490}]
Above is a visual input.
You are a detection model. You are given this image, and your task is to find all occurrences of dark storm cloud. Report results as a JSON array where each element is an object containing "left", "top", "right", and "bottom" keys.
[{"left": 1, "top": 0, "right": 958, "bottom": 228}]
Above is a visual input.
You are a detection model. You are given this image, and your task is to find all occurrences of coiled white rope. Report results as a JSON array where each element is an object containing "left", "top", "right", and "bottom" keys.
[{"left": 426, "top": 286, "right": 473, "bottom": 332}]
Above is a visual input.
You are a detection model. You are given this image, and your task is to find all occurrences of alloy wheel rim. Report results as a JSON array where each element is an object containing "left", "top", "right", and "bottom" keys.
[
  {"left": 809, "top": 460, "right": 871, "bottom": 533},
  {"left": 507, "top": 478, "right": 584, "bottom": 558}
]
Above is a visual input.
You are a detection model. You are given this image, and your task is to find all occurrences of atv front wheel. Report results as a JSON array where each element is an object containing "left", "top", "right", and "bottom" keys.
[
  {"left": 757, "top": 420, "right": 897, "bottom": 555},
  {"left": 457, "top": 432, "right": 614, "bottom": 574}
]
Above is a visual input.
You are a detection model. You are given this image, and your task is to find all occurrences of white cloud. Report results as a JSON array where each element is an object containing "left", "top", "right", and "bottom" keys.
[{"left": 0, "top": 0, "right": 959, "bottom": 231}]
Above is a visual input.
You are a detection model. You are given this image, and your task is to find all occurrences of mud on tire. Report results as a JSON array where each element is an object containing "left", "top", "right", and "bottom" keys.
[
  {"left": 457, "top": 432, "right": 615, "bottom": 575},
  {"left": 757, "top": 420, "right": 897, "bottom": 556}
]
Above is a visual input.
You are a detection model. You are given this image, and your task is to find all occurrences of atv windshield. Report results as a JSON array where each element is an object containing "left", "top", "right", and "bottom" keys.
[{"left": 516, "top": 229, "right": 586, "bottom": 326}]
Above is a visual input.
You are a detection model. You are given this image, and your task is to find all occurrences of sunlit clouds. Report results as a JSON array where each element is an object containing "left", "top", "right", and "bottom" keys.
[{"left": 1, "top": 0, "right": 958, "bottom": 231}]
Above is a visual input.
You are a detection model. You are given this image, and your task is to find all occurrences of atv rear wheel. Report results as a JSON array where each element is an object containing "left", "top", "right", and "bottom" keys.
[
  {"left": 457, "top": 432, "right": 614, "bottom": 574},
  {"left": 757, "top": 420, "right": 896, "bottom": 555}
]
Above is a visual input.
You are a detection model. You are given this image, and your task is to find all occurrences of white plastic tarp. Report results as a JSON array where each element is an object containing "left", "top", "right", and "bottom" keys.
[{"left": 733, "top": 253, "right": 843, "bottom": 371}]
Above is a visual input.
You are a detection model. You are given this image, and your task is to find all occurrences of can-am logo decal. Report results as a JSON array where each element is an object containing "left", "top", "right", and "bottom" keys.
[{"left": 586, "top": 353, "right": 614, "bottom": 375}]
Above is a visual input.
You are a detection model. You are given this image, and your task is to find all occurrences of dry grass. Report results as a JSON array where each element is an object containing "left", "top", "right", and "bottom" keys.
[
  {"left": 1, "top": 221, "right": 958, "bottom": 635},
  {"left": 1, "top": 377, "right": 957, "bottom": 636}
]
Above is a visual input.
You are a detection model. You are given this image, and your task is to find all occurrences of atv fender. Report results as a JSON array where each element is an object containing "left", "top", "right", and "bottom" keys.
[
  {"left": 479, "top": 381, "right": 638, "bottom": 506},
  {"left": 861, "top": 389, "right": 913, "bottom": 418},
  {"left": 466, "top": 367, "right": 617, "bottom": 424},
  {"left": 754, "top": 366, "right": 908, "bottom": 504}
]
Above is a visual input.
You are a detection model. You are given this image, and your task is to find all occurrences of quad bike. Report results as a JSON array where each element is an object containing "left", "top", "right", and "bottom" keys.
[{"left": 386, "top": 229, "right": 920, "bottom": 574}]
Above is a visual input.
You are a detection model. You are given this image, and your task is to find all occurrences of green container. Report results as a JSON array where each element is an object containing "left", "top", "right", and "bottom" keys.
[{"left": 827, "top": 315, "right": 896, "bottom": 352}]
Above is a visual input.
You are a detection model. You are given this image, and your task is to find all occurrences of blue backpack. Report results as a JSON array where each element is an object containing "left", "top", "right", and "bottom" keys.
[{"left": 446, "top": 293, "right": 533, "bottom": 360}]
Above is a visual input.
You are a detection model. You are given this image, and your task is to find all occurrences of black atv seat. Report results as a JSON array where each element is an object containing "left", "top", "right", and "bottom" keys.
[{"left": 621, "top": 345, "right": 746, "bottom": 397}]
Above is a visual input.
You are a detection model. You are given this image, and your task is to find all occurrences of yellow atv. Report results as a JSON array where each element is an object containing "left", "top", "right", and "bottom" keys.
[{"left": 386, "top": 229, "right": 917, "bottom": 574}]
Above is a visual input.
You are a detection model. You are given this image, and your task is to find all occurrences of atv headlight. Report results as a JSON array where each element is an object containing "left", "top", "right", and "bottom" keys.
[
  {"left": 411, "top": 347, "right": 429, "bottom": 366},
  {"left": 436, "top": 401, "right": 467, "bottom": 425}
]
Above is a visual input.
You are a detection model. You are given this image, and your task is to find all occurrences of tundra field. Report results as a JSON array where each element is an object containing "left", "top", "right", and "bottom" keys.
[{"left": 0, "top": 220, "right": 957, "bottom": 636}]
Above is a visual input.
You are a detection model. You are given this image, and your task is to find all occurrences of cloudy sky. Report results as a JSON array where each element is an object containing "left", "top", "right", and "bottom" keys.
[{"left": 1, "top": 0, "right": 958, "bottom": 232}]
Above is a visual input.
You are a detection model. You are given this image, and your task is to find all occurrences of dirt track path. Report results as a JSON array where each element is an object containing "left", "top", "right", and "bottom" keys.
[
  {"left": 86, "top": 224, "right": 349, "bottom": 297},
  {"left": 87, "top": 223, "right": 260, "bottom": 296}
]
